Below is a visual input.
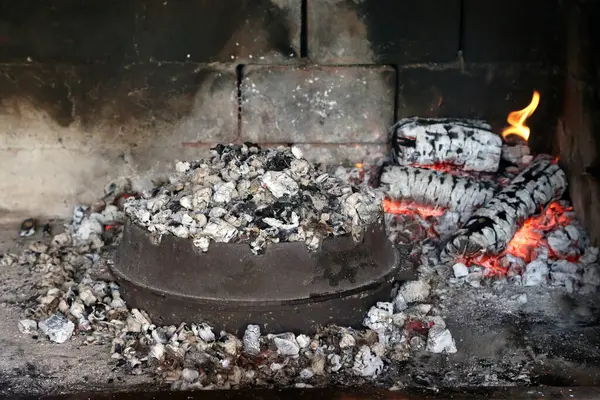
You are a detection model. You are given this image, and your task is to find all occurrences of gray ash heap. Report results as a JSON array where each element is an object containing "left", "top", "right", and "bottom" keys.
[{"left": 124, "top": 143, "right": 383, "bottom": 254}]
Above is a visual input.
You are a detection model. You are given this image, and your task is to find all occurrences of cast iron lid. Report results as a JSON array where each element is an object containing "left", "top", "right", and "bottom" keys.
[{"left": 112, "top": 219, "right": 399, "bottom": 303}]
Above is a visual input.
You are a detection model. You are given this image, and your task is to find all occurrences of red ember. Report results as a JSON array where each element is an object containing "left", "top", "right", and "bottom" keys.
[
  {"left": 409, "top": 162, "right": 459, "bottom": 174},
  {"left": 460, "top": 202, "right": 576, "bottom": 275},
  {"left": 383, "top": 198, "right": 445, "bottom": 219}
]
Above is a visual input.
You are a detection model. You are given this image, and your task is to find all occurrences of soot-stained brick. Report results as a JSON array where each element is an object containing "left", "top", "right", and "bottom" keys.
[
  {"left": 134, "top": 0, "right": 301, "bottom": 63},
  {"left": 0, "top": 0, "right": 136, "bottom": 63},
  {"left": 0, "top": 65, "right": 75, "bottom": 127},
  {"left": 307, "top": 0, "right": 460, "bottom": 64},
  {"left": 462, "top": 0, "right": 562, "bottom": 63},
  {"left": 0, "top": 0, "right": 300, "bottom": 64},
  {"left": 240, "top": 65, "right": 395, "bottom": 145},
  {"left": 396, "top": 65, "right": 561, "bottom": 155},
  {"left": 0, "top": 64, "right": 237, "bottom": 145}
]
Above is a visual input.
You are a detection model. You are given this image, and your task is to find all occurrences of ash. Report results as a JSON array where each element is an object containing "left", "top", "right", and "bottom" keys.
[
  {"left": 0, "top": 205, "right": 449, "bottom": 391},
  {"left": 3, "top": 146, "right": 600, "bottom": 394},
  {"left": 0, "top": 152, "right": 450, "bottom": 393},
  {"left": 124, "top": 144, "right": 382, "bottom": 254}
]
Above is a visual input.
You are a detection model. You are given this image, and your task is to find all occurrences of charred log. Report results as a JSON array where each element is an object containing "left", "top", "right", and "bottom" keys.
[
  {"left": 442, "top": 157, "right": 568, "bottom": 260},
  {"left": 380, "top": 165, "right": 498, "bottom": 214},
  {"left": 391, "top": 117, "right": 502, "bottom": 172}
]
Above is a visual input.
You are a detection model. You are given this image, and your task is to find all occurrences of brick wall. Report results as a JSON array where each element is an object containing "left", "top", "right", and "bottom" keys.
[
  {"left": 0, "top": 0, "right": 564, "bottom": 220},
  {"left": 558, "top": 0, "right": 600, "bottom": 246}
]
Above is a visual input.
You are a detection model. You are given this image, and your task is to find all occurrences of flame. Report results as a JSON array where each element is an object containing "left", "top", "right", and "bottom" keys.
[
  {"left": 462, "top": 202, "right": 576, "bottom": 275},
  {"left": 355, "top": 163, "right": 364, "bottom": 169},
  {"left": 502, "top": 90, "right": 540, "bottom": 142},
  {"left": 383, "top": 198, "right": 445, "bottom": 218}
]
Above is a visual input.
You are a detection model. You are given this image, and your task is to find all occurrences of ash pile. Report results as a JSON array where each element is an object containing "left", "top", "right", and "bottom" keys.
[
  {"left": 124, "top": 144, "right": 382, "bottom": 254},
  {"left": 382, "top": 117, "right": 600, "bottom": 294},
  {"left": 3, "top": 114, "right": 600, "bottom": 391},
  {"left": 1, "top": 146, "right": 453, "bottom": 391}
]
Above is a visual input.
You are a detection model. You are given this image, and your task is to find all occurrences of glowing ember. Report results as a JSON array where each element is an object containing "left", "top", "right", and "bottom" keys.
[
  {"left": 461, "top": 202, "right": 576, "bottom": 275},
  {"left": 383, "top": 198, "right": 445, "bottom": 218},
  {"left": 502, "top": 90, "right": 540, "bottom": 142},
  {"left": 409, "top": 162, "right": 458, "bottom": 174}
]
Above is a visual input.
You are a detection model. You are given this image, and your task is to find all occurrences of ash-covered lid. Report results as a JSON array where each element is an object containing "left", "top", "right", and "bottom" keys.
[{"left": 124, "top": 144, "right": 383, "bottom": 254}]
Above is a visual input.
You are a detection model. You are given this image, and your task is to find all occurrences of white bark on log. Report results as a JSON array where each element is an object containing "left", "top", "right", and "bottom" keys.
[
  {"left": 391, "top": 117, "right": 502, "bottom": 172},
  {"left": 441, "top": 157, "right": 568, "bottom": 259},
  {"left": 380, "top": 165, "right": 498, "bottom": 214}
]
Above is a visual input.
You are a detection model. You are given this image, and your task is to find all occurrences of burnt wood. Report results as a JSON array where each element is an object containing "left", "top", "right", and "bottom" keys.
[
  {"left": 391, "top": 117, "right": 502, "bottom": 172},
  {"left": 380, "top": 165, "right": 498, "bottom": 214},
  {"left": 442, "top": 157, "right": 567, "bottom": 259}
]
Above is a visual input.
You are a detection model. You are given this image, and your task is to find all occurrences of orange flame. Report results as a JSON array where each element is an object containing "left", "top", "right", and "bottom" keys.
[
  {"left": 502, "top": 90, "right": 540, "bottom": 142},
  {"left": 355, "top": 163, "right": 364, "bottom": 169},
  {"left": 383, "top": 198, "right": 445, "bottom": 218}
]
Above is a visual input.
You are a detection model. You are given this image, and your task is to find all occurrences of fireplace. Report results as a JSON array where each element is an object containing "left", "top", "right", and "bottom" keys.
[{"left": 1, "top": 0, "right": 600, "bottom": 397}]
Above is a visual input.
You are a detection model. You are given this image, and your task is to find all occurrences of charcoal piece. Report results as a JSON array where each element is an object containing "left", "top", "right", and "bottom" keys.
[
  {"left": 380, "top": 165, "right": 498, "bottom": 214},
  {"left": 391, "top": 117, "right": 502, "bottom": 172},
  {"left": 442, "top": 157, "right": 567, "bottom": 259},
  {"left": 19, "top": 218, "right": 37, "bottom": 237},
  {"left": 211, "top": 144, "right": 226, "bottom": 155},
  {"left": 265, "top": 153, "right": 294, "bottom": 171},
  {"left": 168, "top": 200, "right": 183, "bottom": 213}
]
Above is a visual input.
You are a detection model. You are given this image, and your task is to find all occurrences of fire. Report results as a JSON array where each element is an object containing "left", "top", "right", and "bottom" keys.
[
  {"left": 502, "top": 90, "right": 540, "bottom": 142},
  {"left": 507, "top": 202, "right": 575, "bottom": 261},
  {"left": 409, "top": 162, "right": 457, "bottom": 174},
  {"left": 355, "top": 163, "right": 364, "bottom": 169},
  {"left": 463, "top": 202, "right": 575, "bottom": 275},
  {"left": 383, "top": 198, "right": 445, "bottom": 218}
]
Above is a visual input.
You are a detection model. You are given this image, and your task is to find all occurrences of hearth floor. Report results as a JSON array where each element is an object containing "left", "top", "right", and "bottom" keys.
[{"left": 2, "top": 221, "right": 600, "bottom": 397}]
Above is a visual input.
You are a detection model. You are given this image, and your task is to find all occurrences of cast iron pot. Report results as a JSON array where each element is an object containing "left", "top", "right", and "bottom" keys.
[{"left": 111, "top": 219, "right": 414, "bottom": 334}]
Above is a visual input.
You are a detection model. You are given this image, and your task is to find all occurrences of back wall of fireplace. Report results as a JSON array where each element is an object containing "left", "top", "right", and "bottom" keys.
[{"left": 0, "top": 0, "right": 589, "bottom": 237}]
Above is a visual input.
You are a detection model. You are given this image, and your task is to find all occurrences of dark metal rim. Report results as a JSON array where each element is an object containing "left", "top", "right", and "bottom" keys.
[{"left": 110, "top": 264, "right": 397, "bottom": 310}]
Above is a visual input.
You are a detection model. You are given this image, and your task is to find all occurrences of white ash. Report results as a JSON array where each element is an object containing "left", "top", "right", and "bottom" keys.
[
  {"left": 517, "top": 294, "right": 528, "bottom": 304},
  {"left": 501, "top": 144, "right": 531, "bottom": 166},
  {"left": 261, "top": 171, "right": 299, "bottom": 198},
  {"left": 181, "top": 368, "right": 200, "bottom": 382},
  {"left": 391, "top": 117, "right": 502, "bottom": 172},
  {"left": 17, "top": 157, "right": 593, "bottom": 389},
  {"left": 523, "top": 260, "right": 549, "bottom": 287},
  {"left": 18, "top": 319, "right": 38, "bottom": 334},
  {"left": 296, "top": 334, "right": 310, "bottom": 349},
  {"left": 380, "top": 165, "right": 498, "bottom": 215},
  {"left": 352, "top": 345, "right": 384, "bottom": 378},
  {"left": 426, "top": 326, "right": 457, "bottom": 354},
  {"left": 452, "top": 262, "right": 469, "bottom": 278},
  {"left": 443, "top": 157, "right": 568, "bottom": 259},
  {"left": 392, "top": 291, "right": 408, "bottom": 312},
  {"left": 4, "top": 212, "right": 459, "bottom": 391},
  {"left": 39, "top": 313, "right": 75, "bottom": 344},
  {"left": 125, "top": 144, "right": 382, "bottom": 254},
  {"left": 362, "top": 303, "right": 394, "bottom": 342},
  {"left": 547, "top": 225, "right": 580, "bottom": 258},
  {"left": 466, "top": 270, "right": 484, "bottom": 288},
  {"left": 549, "top": 260, "right": 581, "bottom": 292},
  {"left": 398, "top": 280, "right": 431, "bottom": 303},
  {"left": 339, "top": 332, "right": 356, "bottom": 349},
  {"left": 271, "top": 332, "right": 300, "bottom": 356},
  {"left": 242, "top": 324, "right": 261, "bottom": 355}
]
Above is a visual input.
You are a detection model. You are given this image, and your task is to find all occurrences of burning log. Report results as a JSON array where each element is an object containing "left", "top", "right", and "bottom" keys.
[
  {"left": 442, "top": 157, "right": 568, "bottom": 260},
  {"left": 391, "top": 117, "right": 503, "bottom": 173},
  {"left": 380, "top": 165, "right": 497, "bottom": 215}
]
